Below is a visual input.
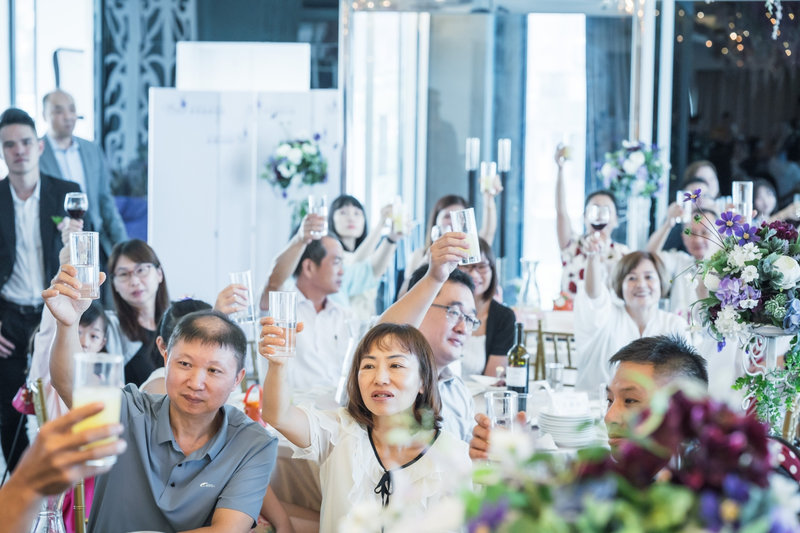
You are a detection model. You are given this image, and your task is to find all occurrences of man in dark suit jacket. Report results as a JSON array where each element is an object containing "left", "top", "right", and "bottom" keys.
[
  {"left": 39, "top": 90, "right": 128, "bottom": 259},
  {"left": 0, "top": 107, "right": 80, "bottom": 471}
]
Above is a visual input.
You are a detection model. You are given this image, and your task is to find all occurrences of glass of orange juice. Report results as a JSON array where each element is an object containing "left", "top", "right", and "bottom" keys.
[{"left": 72, "top": 353, "right": 124, "bottom": 466}]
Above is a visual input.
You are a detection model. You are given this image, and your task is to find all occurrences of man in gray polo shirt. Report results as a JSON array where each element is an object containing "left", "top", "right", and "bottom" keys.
[
  {"left": 45, "top": 267, "right": 277, "bottom": 533},
  {"left": 379, "top": 232, "right": 477, "bottom": 442}
]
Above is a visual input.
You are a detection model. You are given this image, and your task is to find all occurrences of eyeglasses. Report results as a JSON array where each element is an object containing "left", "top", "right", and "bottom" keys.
[
  {"left": 113, "top": 263, "right": 156, "bottom": 283},
  {"left": 460, "top": 262, "right": 491, "bottom": 274},
  {"left": 430, "top": 304, "right": 481, "bottom": 332}
]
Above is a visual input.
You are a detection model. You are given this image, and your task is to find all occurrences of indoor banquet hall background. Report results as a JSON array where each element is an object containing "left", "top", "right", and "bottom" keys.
[{"left": 0, "top": 0, "right": 800, "bottom": 532}]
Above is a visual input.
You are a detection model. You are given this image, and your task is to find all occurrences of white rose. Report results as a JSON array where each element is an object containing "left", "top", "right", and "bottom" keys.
[
  {"left": 774, "top": 255, "right": 800, "bottom": 289},
  {"left": 704, "top": 272, "right": 721, "bottom": 292},
  {"left": 301, "top": 143, "right": 318, "bottom": 155},
  {"left": 276, "top": 163, "right": 291, "bottom": 177},
  {"left": 287, "top": 147, "right": 303, "bottom": 165},
  {"left": 622, "top": 150, "right": 645, "bottom": 174},
  {"left": 275, "top": 143, "right": 291, "bottom": 157}
]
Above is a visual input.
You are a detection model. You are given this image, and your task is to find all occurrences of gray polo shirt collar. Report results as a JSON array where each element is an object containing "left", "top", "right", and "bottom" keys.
[{"left": 154, "top": 396, "right": 230, "bottom": 460}]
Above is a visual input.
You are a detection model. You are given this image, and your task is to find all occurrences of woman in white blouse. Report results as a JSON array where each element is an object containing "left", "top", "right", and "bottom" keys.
[
  {"left": 574, "top": 249, "right": 689, "bottom": 393},
  {"left": 261, "top": 322, "right": 470, "bottom": 532}
]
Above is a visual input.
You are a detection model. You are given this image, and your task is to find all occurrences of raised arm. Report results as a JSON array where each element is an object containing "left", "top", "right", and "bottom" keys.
[
  {"left": 0, "top": 403, "right": 125, "bottom": 533},
  {"left": 43, "top": 265, "right": 101, "bottom": 407},
  {"left": 555, "top": 145, "right": 573, "bottom": 250},
  {"left": 379, "top": 233, "right": 467, "bottom": 327},
  {"left": 351, "top": 204, "right": 391, "bottom": 264},
  {"left": 583, "top": 239, "right": 605, "bottom": 300},
  {"left": 646, "top": 202, "right": 684, "bottom": 254},
  {"left": 259, "top": 214, "right": 325, "bottom": 311},
  {"left": 259, "top": 318, "right": 311, "bottom": 448}
]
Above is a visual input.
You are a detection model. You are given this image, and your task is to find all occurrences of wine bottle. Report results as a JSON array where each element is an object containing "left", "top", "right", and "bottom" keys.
[{"left": 506, "top": 322, "right": 529, "bottom": 394}]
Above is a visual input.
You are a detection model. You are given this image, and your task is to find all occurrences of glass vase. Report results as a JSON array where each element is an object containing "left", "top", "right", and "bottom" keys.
[{"left": 29, "top": 495, "right": 66, "bottom": 533}]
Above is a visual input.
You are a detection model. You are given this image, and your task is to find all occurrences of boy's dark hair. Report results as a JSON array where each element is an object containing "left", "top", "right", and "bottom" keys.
[{"left": 609, "top": 335, "right": 708, "bottom": 386}]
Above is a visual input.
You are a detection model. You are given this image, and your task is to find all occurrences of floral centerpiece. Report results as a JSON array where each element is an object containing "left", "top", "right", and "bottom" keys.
[
  {"left": 261, "top": 136, "right": 327, "bottom": 198},
  {"left": 598, "top": 140, "right": 664, "bottom": 199},
  {"left": 684, "top": 190, "right": 800, "bottom": 432},
  {"left": 463, "top": 388, "right": 799, "bottom": 532}
]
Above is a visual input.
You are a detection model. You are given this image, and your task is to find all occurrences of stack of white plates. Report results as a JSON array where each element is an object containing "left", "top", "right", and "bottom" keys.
[{"left": 538, "top": 409, "right": 596, "bottom": 448}]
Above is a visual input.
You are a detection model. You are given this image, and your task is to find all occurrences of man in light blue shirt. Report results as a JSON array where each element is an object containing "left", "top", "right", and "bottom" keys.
[{"left": 45, "top": 277, "right": 277, "bottom": 533}]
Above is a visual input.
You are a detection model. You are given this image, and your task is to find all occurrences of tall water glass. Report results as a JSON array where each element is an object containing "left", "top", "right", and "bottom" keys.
[
  {"left": 449, "top": 207, "right": 480, "bottom": 264},
  {"left": 228, "top": 270, "right": 256, "bottom": 323},
  {"left": 485, "top": 390, "right": 518, "bottom": 429},
  {"left": 69, "top": 232, "right": 100, "bottom": 300},
  {"left": 732, "top": 181, "right": 753, "bottom": 226},
  {"left": 269, "top": 291, "right": 297, "bottom": 357},
  {"left": 72, "top": 353, "right": 124, "bottom": 467},
  {"left": 308, "top": 194, "right": 328, "bottom": 238}
]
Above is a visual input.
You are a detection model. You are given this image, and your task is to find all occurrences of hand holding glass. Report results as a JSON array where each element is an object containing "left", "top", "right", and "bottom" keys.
[
  {"left": 70, "top": 231, "right": 100, "bottom": 299},
  {"left": 71, "top": 353, "right": 124, "bottom": 467},
  {"left": 449, "top": 207, "right": 481, "bottom": 264},
  {"left": 308, "top": 194, "right": 328, "bottom": 238},
  {"left": 485, "top": 390, "right": 518, "bottom": 429},
  {"left": 228, "top": 270, "right": 256, "bottom": 323},
  {"left": 269, "top": 291, "right": 297, "bottom": 357},
  {"left": 64, "top": 192, "right": 88, "bottom": 220}
]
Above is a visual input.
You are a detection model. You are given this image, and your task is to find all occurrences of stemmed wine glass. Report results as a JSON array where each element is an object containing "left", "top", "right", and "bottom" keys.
[
  {"left": 586, "top": 204, "right": 611, "bottom": 234},
  {"left": 64, "top": 192, "right": 88, "bottom": 221}
]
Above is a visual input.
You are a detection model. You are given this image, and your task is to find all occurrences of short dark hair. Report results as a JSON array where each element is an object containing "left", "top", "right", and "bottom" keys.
[
  {"left": 0, "top": 108, "right": 36, "bottom": 133},
  {"left": 407, "top": 264, "right": 475, "bottom": 293},
  {"left": 79, "top": 301, "right": 108, "bottom": 352},
  {"left": 346, "top": 323, "right": 442, "bottom": 431},
  {"left": 611, "top": 251, "right": 669, "bottom": 300},
  {"left": 609, "top": 335, "right": 708, "bottom": 387},
  {"left": 293, "top": 237, "right": 328, "bottom": 278},
  {"left": 167, "top": 310, "right": 247, "bottom": 372},
  {"left": 584, "top": 189, "right": 619, "bottom": 215},
  {"left": 457, "top": 237, "right": 496, "bottom": 301},
  {"left": 159, "top": 299, "right": 213, "bottom": 342},
  {"left": 328, "top": 195, "right": 367, "bottom": 252}
]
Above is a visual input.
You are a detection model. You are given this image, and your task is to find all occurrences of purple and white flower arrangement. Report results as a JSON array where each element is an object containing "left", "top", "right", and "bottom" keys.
[
  {"left": 598, "top": 140, "right": 664, "bottom": 198},
  {"left": 261, "top": 136, "right": 327, "bottom": 198},
  {"left": 685, "top": 190, "right": 800, "bottom": 350}
]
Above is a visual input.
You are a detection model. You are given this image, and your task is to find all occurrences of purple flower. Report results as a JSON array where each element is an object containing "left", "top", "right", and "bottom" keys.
[
  {"left": 716, "top": 276, "right": 743, "bottom": 307},
  {"left": 684, "top": 189, "right": 702, "bottom": 203},
  {"left": 716, "top": 212, "right": 743, "bottom": 236},
  {"left": 722, "top": 474, "right": 750, "bottom": 502},
  {"left": 468, "top": 499, "right": 508, "bottom": 533},
  {"left": 735, "top": 223, "right": 761, "bottom": 246},
  {"left": 740, "top": 285, "right": 761, "bottom": 307},
  {"left": 768, "top": 220, "right": 798, "bottom": 241},
  {"left": 313, "top": 132, "right": 321, "bottom": 141},
  {"left": 698, "top": 491, "right": 722, "bottom": 530},
  {"left": 717, "top": 339, "right": 726, "bottom": 352}
]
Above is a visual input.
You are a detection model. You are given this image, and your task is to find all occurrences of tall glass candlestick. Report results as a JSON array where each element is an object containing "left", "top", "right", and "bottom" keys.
[
  {"left": 497, "top": 138, "right": 511, "bottom": 257},
  {"left": 466, "top": 137, "right": 480, "bottom": 207}
]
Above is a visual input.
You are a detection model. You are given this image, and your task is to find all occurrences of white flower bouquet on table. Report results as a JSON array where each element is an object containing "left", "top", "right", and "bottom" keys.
[
  {"left": 597, "top": 140, "right": 664, "bottom": 198},
  {"left": 262, "top": 136, "right": 327, "bottom": 198}
]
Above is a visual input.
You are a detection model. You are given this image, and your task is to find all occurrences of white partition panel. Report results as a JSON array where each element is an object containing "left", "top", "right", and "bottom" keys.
[{"left": 149, "top": 88, "right": 341, "bottom": 306}]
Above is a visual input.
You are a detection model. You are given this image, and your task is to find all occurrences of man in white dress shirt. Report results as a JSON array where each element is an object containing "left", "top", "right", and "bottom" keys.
[
  {"left": 39, "top": 90, "right": 128, "bottom": 261},
  {"left": 380, "top": 232, "right": 478, "bottom": 442},
  {"left": 0, "top": 107, "right": 80, "bottom": 470},
  {"left": 276, "top": 235, "right": 353, "bottom": 390}
]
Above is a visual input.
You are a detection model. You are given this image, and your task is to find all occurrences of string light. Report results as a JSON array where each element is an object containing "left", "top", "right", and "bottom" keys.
[
  {"left": 677, "top": 35, "right": 684, "bottom": 43},
  {"left": 729, "top": 31, "right": 737, "bottom": 40},
  {"left": 721, "top": 47, "right": 729, "bottom": 55},
  {"left": 698, "top": 11, "right": 705, "bottom": 19},
  {"left": 705, "top": 40, "right": 713, "bottom": 48}
]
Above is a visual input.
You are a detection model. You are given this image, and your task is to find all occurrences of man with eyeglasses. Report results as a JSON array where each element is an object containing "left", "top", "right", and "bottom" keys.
[{"left": 380, "top": 232, "right": 478, "bottom": 442}]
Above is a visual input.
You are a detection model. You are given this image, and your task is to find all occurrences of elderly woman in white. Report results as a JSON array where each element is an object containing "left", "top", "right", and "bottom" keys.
[{"left": 574, "top": 248, "right": 690, "bottom": 393}]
